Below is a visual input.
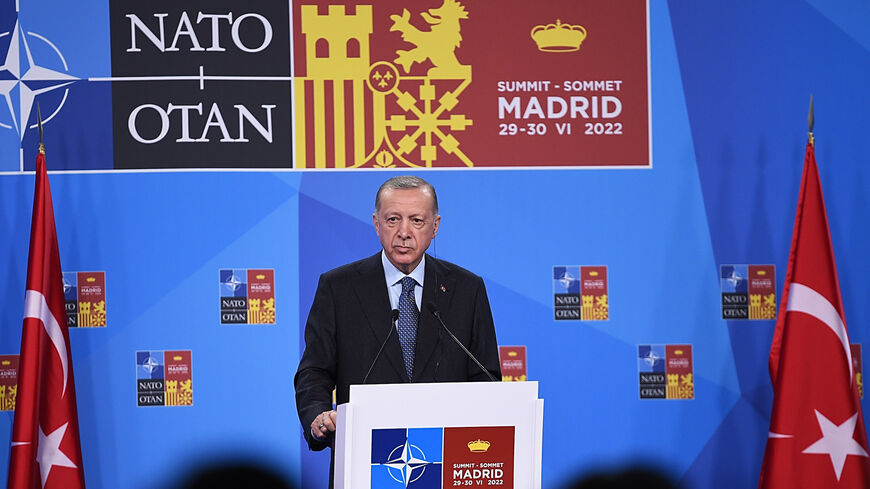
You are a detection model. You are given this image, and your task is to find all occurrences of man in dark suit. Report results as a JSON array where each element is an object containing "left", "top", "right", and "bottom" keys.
[{"left": 294, "top": 176, "right": 501, "bottom": 476}]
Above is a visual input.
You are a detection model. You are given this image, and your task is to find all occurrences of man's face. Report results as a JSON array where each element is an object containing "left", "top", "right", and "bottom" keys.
[{"left": 373, "top": 187, "right": 441, "bottom": 274}]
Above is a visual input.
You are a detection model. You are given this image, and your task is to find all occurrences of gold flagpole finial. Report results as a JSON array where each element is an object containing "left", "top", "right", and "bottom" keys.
[
  {"left": 807, "top": 94, "right": 814, "bottom": 146},
  {"left": 37, "top": 102, "right": 45, "bottom": 155}
]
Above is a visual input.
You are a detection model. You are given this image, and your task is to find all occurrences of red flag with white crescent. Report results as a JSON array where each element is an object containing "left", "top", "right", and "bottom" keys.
[
  {"left": 759, "top": 141, "right": 870, "bottom": 488},
  {"left": 7, "top": 151, "right": 86, "bottom": 489}
]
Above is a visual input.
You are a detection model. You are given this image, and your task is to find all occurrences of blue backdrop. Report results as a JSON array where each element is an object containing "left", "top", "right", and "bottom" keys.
[{"left": 2, "top": 1, "right": 870, "bottom": 488}]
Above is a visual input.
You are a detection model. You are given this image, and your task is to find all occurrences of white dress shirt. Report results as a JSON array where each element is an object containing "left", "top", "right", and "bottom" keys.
[{"left": 381, "top": 250, "right": 425, "bottom": 311}]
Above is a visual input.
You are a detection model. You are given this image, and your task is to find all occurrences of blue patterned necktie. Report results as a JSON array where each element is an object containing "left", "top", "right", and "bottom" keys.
[{"left": 397, "top": 276, "right": 419, "bottom": 380}]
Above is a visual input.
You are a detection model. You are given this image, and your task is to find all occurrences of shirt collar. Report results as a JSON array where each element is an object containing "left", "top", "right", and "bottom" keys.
[{"left": 381, "top": 250, "right": 426, "bottom": 287}]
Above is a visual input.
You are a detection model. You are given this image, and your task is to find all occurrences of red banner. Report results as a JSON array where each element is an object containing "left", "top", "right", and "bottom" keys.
[{"left": 293, "top": 0, "right": 649, "bottom": 168}]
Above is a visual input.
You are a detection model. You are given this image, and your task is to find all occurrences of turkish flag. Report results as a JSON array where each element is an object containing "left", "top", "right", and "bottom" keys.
[
  {"left": 7, "top": 151, "right": 86, "bottom": 489},
  {"left": 759, "top": 142, "right": 870, "bottom": 487}
]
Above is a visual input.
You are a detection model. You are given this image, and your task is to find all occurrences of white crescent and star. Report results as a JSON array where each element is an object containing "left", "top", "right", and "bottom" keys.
[
  {"left": 23, "top": 289, "right": 69, "bottom": 397},
  {"left": 802, "top": 410, "right": 869, "bottom": 481},
  {"left": 12, "top": 290, "right": 78, "bottom": 487},
  {"left": 768, "top": 281, "right": 869, "bottom": 480},
  {"left": 786, "top": 282, "right": 853, "bottom": 381},
  {"left": 36, "top": 422, "right": 78, "bottom": 488},
  {"left": 12, "top": 422, "right": 79, "bottom": 489}
]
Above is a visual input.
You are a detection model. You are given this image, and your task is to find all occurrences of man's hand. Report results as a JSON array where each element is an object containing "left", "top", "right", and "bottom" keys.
[{"left": 310, "top": 410, "right": 337, "bottom": 441}]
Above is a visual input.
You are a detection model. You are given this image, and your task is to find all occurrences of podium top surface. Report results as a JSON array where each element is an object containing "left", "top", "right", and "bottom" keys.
[{"left": 348, "top": 380, "right": 539, "bottom": 406}]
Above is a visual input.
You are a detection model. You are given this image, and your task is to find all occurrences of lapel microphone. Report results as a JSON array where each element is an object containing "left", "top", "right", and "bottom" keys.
[
  {"left": 425, "top": 303, "right": 497, "bottom": 381},
  {"left": 362, "top": 309, "right": 400, "bottom": 384}
]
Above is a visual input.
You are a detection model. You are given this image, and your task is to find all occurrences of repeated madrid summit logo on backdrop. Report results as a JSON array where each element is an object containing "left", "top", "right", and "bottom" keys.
[
  {"left": 637, "top": 344, "right": 694, "bottom": 400},
  {"left": 553, "top": 265, "right": 608, "bottom": 321},
  {"left": 0, "top": 355, "right": 19, "bottom": 411},
  {"left": 136, "top": 350, "right": 193, "bottom": 407},
  {"left": 719, "top": 264, "right": 776, "bottom": 320},
  {"left": 498, "top": 346, "right": 527, "bottom": 382},
  {"left": 219, "top": 269, "right": 276, "bottom": 324},
  {"left": 63, "top": 271, "right": 107, "bottom": 328}
]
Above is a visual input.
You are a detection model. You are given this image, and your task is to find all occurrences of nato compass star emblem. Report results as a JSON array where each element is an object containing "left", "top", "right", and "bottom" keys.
[
  {"left": 558, "top": 270, "right": 576, "bottom": 289},
  {"left": 725, "top": 268, "right": 743, "bottom": 289},
  {"left": 222, "top": 273, "right": 242, "bottom": 293},
  {"left": 0, "top": 19, "right": 78, "bottom": 142},
  {"left": 62, "top": 276, "right": 73, "bottom": 295},
  {"left": 642, "top": 349, "right": 661, "bottom": 368},
  {"left": 381, "top": 440, "right": 433, "bottom": 487},
  {"left": 142, "top": 355, "right": 160, "bottom": 375}
]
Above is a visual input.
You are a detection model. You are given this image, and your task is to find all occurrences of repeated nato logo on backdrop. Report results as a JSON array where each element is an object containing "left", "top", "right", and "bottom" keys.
[
  {"left": 219, "top": 269, "right": 276, "bottom": 325},
  {"left": 136, "top": 350, "right": 193, "bottom": 407},
  {"left": 637, "top": 345, "right": 694, "bottom": 400},
  {"left": 63, "top": 272, "right": 106, "bottom": 328},
  {"left": 719, "top": 265, "right": 776, "bottom": 320},
  {"left": 553, "top": 266, "right": 608, "bottom": 321}
]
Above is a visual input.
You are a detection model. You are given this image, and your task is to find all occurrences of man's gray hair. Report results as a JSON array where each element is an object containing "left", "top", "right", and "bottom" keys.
[{"left": 374, "top": 176, "right": 439, "bottom": 214}]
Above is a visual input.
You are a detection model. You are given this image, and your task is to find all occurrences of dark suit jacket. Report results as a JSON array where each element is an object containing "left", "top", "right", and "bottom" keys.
[{"left": 294, "top": 252, "right": 501, "bottom": 454}]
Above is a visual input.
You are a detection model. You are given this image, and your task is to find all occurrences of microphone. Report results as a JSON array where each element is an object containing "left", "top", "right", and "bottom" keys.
[
  {"left": 363, "top": 309, "right": 400, "bottom": 384},
  {"left": 425, "top": 303, "right": 497, "bottom": 381}
]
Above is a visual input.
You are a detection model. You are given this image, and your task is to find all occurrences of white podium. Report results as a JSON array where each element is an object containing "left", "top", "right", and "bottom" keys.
[{"left": 334, "top": 381, "right": 543, "bottom": 489}]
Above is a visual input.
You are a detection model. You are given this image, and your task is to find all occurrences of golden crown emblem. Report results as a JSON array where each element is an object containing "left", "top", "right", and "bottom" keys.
[
  {"left": 531, "top": 19, "right": 587, "bottom": 52},
  {"left": 256, "top": 274, "right": 266, "bottom": 280},
  {"left": 1, "top": 360, "right": 10, "bottom": 366},
  {"left": 86, "top": 277, "right": 96, "bottom": 282},
  {"left": 674, "top": 349, "right": 684, "bottom": 355},
  {"left": 589, "top": 271, "right": 599, "bottom": 276},
  {"left": 173, "top": 356, "right": 183, "bottom": 361},
  {"left": 467, "top": 439, "right": 491, "bottom": 453},
  {"left": 508, "top": 351, "right": 518, "bottom": 357},
  {"left": 757, "top": 270, "right": 767, "bottom": 276}
]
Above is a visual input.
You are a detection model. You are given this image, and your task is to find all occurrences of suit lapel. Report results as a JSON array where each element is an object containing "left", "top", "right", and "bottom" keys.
[
  {"left": 353, "top": 253, "right": 408, "bottom": 382},
  {"left": 414, "top": 256, "right": 456, "bottom": 377}
]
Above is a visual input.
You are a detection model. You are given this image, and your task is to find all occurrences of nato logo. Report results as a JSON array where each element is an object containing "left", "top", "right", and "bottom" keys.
[
  {"left": 553, "top": 266, "right": 581, "bottom": 320},
  {"left": 637, "top": 344, "right": 695, "bottom": 400},
  {"left": 371, "top": 428, "right": 443, "bottom": 488},
  {"left": 136, "top": 351, "right": 165, "bottom": 406},
  {"left": 220, "top": 269, "right": 248, "bottom": 298},
  {"left": 0, "top": 6, "right": 114, "bottom": 172},
  {"left": 137, "top": 351, "right": 164, "bottom": 379},
  {"left": 720, "top": 264, "right": 776, "bottom": 320},
  {"left": 637, "top": 345, "right": 666, "bottom": 399},
  {"left": 220, "top": 268, "right": 248, "bottom": 324},
  {"left": 63, "top": 272, "right": 78, "bottom": 326}
]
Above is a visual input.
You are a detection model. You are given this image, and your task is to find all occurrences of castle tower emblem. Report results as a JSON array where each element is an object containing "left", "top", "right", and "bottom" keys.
[{"left": 295, "top": 1, "right": 474, "bottom": 169}]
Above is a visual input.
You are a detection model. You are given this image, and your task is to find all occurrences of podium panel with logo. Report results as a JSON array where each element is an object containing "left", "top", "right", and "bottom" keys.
[{"left": 335, "top": 381, "right": 544, "bottom": 489}]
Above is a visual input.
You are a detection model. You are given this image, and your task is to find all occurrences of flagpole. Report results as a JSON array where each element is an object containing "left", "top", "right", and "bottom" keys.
[
  {"left": 7, "top": 105, "right": 87, "bottom": 489},
  {"left": 37, "top": 102, "right": 45, "bottom": 155},
  {"left": 808, "top": 95, "right": 814, "bottom": 146}
]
